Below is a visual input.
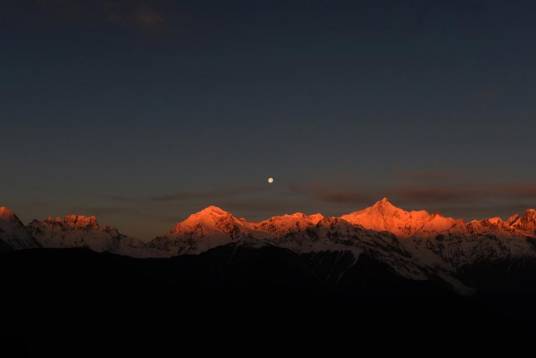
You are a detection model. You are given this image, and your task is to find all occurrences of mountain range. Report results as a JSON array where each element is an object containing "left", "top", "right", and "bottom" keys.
[{"left": 2, "top": 198, "right": 536, "bottom": 296}]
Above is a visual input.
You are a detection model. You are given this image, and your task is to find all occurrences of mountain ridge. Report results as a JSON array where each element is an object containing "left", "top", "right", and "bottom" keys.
[
  {"left": 5, "top": 198, "right": 536, "bottom": 242},
  {"left": 3, "top": 198, "right": 536, "bottom": 254},
  {"left": 167, "top": 198, "right": 536, "bottom": 240},
  {"left": 2, "top": 198, "right": 536, "bottom": 295}
]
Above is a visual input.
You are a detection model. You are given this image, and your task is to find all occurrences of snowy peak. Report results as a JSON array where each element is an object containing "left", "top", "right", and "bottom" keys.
[
  {"left": 172, "top": 206, "right": 327, "bottom": 237},
  {"left": 341, "top": 198, "right": 460, "bottom": 238},
  {"left": 0, "top": 206, "right": 38, "bottom": 250},
  {"left": 182, "top": 205, "right": 233, "bottom": 222},
  {"left": 196, "top": 205, "right": 230, "bottom": 216},
  {"left": 151, "top": 206, "right": 254, "bottom": 256},
  {"left": 44, "top": 215, "right": 99, "bottom": 229},
  {"left": 260, "top": 212, "right": 324, "bottom": 224},
  {"left": 354, "top": 197, "right": 417, "bottom": 217},
  {"left": 255, "top": 212, "right": 325, "bottom": 234},
  {"left": 507, "top": 209, "right": 536, "bottom": 234},
  {"left": 0, "top": 206, "right": 26, "bottom": 228},
  {"left": 371, "top": 197, "right": 400, "bottom": 212},
  {"left": 340, "top": 198, "right": 536, "bottom": 239},
  {"left": 64, "top": 215, "right": 98, "bottom": 227},
  {"left": 0, "top": 206, "right": 17, "bottom": 221},
  {"left": 171, "top": 205, "right": 250, "bottom": 235},
  {"left": 465, "top": 216, "right": 515, "bottom": 237}
]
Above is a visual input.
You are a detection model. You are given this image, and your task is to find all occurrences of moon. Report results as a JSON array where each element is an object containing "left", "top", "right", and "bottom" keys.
[{"left": 267, "top": 177, "right": 274, "bottom": 184}]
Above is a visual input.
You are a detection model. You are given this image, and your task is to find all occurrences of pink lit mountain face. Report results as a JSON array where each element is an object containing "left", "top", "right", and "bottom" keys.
[
  {"left": 507, "top": 209, "right": 536, "bottom": 233},
  {"left": 340, "top": 198, "right": 466, "bottom": 238}
]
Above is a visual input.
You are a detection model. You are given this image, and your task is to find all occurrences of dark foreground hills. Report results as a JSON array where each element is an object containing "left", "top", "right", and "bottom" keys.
[{"left": 2, "top": 244, "right": 536, "bottom": 356}]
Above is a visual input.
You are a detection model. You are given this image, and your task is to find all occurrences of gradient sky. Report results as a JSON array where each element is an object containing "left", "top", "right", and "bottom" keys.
[{"left": 2, "top": 0, "right": 536, "bottom": 239}]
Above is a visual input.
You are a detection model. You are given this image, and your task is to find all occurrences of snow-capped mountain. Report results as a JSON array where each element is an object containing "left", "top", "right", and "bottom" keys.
[
  {"left": 147, "top": 204, "right": 473, "bottom": 293},
  {"left": 148, "top": 206, "right": 259, "bottom": 255},
  {"left": 507, "top": 209, "right": 536, "bottom": 234},
  {"left": 340, "top": 197, "right": 536, "bottom": 240},
  {"left": 146, "top": 200, "right": 536, "bottom": 267},
  {"left": 0, "top": 206, "right": 39, "bottom": 251},
  {"left": 340, "top": 197, "right": 466, "bottom": 238},
  {"left": 255, "top": 212, "right": 325, "bottom": 236},
  {"left": 146, "top": 199, "right": 536, "bottom": 291},
  {"left": 264, "top": 215, "right": 472, "bottom": 292},
  {"left": 3, "top": 199, "right": 536, "bottom": 294},
  {"left": 337, "top": 198, "right": 536, "bottom": 268},
  {"left": 171, "top": 205, "right": 253, "bottom": 236},
  {"left": 28, "top": 215, "right": 130, "bottom": 253}
]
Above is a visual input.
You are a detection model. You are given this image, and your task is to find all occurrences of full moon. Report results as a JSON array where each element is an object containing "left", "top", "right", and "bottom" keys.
[{"left": 267, "top": 177, "right": 274, "bottom": 184}]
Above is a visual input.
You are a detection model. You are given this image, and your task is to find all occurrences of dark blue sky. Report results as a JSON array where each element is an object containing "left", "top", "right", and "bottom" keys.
[{"left": 2, "top": 0, "right": 536, "bottom": 238}]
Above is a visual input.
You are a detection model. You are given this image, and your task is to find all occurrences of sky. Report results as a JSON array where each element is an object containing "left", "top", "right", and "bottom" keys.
[{"left": 2, "top": 0, "right": 536, "bottom": 239}]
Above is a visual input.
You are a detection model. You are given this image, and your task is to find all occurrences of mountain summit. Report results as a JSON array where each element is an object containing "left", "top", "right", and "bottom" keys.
[
  {"left": 0, "top": 206, "right": 39, "bottom": 251},
  {"left": 152, "top": 206, "right": 254, "bottom": 255},
  {"left": 0, "top": 206, "right": 17, "bottom": 220},
  {"left": 340, "top": 198, "right": 463, "bottom": 238},
  {"left": 171, "top": 205, "right": 251, "bottom": 235}
]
